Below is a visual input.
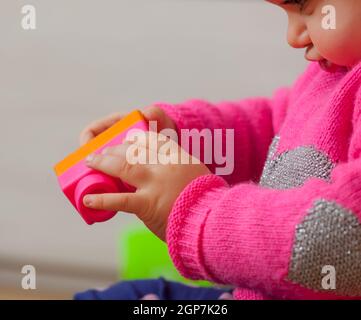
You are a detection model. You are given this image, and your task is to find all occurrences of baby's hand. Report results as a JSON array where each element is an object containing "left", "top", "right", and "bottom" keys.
[
  {"left": 83, "top": 132, "right": 211, "bottom": 241},
  {"left": 79, "top": 106, "right": 176, "bottom": 146}
]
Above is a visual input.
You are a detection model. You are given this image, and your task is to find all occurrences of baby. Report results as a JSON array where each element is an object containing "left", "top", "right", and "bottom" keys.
[{"left": 75, "top": 0, "right": 361, "bottom": 300}]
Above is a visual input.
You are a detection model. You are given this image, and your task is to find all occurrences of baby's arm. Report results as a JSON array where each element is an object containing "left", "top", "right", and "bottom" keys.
[
  {"left": 166, "top": 154, "right": 361, "bottom": 299},
  {"left": 156, "top": 62, "right": 318, "bottom": 186},
  {"left": 155, "top": 87, "right": 290, "bottom": 185}
]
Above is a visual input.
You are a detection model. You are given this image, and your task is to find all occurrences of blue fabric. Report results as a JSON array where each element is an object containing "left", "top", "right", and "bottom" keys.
[{"left": 74, "top": 278, "right": 231, "bottom": 300}]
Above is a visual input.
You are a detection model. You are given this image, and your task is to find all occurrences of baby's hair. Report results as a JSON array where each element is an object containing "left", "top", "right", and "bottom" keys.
[{"left": 282, "top": 0, "right": 306, "bottom": 5}]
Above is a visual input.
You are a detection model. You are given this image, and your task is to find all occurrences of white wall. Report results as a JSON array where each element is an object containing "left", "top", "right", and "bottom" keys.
[{"left": 0, "top": 0, "right": 307, "bottom": 298}]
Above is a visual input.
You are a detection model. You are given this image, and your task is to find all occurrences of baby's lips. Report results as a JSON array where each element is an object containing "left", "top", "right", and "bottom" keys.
[
  {"left": 305, "top": 45, "right": 323, "bottom": 62},
  {"left": 304, "top": 46, "right": 342, "bottom": 72}
]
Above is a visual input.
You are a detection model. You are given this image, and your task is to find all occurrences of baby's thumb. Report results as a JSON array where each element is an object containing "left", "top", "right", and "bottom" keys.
[{"left": 142, "top": 106, "right": 174, "bottom": 132}]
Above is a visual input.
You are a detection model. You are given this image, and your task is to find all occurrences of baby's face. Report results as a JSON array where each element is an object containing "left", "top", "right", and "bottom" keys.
[{"left": 267, "top": 0, "right": 361, "bottom": 69}]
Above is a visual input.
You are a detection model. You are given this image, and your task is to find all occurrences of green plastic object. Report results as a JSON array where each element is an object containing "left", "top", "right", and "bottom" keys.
[{"left": 118, "top": 224, "right": 211, "bottom": 287}]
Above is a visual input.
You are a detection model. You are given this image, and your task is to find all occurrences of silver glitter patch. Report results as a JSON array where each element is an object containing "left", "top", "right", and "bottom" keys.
[
  {"left": 259, "top": 135, "right": 335, "bottom": 189},
  {"left": 288, "top": 199, "right": 361, "bottom": 296}
]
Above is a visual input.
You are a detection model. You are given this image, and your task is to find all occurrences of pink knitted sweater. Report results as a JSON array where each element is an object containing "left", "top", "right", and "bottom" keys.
[{"left": 155, "top": 61, "right": 361, "bottom": 300}]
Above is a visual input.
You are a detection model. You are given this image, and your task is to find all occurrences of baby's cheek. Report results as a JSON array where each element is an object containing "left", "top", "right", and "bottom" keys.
[
  {"left": 313, "top": 27, "right": 356, "bottom": 67},
  {"left": 317, "top": 5, "right": 361, "bottom": 67},
  {"left": 327, "top": 34, "right": 361, "bottom": 67}
]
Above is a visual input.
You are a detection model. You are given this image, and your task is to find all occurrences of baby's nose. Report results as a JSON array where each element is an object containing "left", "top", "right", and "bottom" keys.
[{"left": 287, "top": 20, "right": 311, "bottom": 49}]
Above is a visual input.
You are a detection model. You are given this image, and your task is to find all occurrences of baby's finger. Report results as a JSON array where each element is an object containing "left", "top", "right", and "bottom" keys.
[
  {"left": 85, "top": 153, "right": 148, "bottom": 186},
  {"left": 102, "top": 141, "right": 148, "bottom": 160},
  {"left": 125, "top": 131, "right": 178, "bottom": 154},
  {"left": 83, "top": 193, "right": 141, "bottom": 214},
  {"left": 79, "top": 112, "right": 123, "bottom": 145},
  {"left": 142, "top": 106, "right": 176, "bottom": 131},
  {"left": 103, "top": 140, "right": 163, "bottom": 165},
  {"left": 79, "top": 131, "right": 95, "bottom": 146},
  {"left": 142, "top": 106, "right": 165, "bottom": 130}
]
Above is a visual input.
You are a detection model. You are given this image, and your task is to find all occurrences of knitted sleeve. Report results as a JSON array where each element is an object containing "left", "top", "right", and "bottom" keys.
[
  {"left": 154, "top": 87, "right": 290, "bottom": 185},
  {"left": 165, "top": 152, "right": 361, "bottom": 299}
]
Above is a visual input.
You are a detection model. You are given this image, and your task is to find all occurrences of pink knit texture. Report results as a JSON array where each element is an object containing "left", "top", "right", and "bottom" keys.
[
  {"left": 155, "top": 61, "right": 361, "bottom": 300},
  {"left": 232, "top": 288, "right": 269, "bottom": 300}
]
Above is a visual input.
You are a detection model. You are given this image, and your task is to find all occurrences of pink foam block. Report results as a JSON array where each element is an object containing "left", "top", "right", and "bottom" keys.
[{"left": 56, "top": 119, "right": 147, "bottom": 225}]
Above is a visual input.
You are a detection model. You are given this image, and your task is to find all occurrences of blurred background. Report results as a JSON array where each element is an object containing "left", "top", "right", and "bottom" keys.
[{"left": 0, "top": 0, "right": 306, "bottom": 299}]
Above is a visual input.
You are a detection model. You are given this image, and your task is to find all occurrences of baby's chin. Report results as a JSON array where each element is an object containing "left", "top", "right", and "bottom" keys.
[
  {"left": 318, "top": 59, "right": 350, "bottom": 72},
  {"left": 318, "top": 59, "right": 339, "bottom": 72},
  {"left": 317, "top": 53, "right": 361, "bottom": 72}
]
